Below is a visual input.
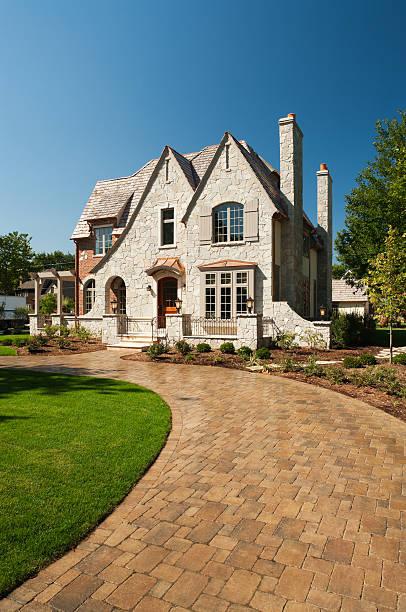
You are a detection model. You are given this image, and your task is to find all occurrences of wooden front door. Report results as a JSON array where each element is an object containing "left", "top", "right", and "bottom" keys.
[{"left": 157, "top": 277, "right": 178, "bottom": 327}]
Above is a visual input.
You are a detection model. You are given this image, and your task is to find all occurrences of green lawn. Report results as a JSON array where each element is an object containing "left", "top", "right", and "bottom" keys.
[
  {"left": 0, "top": 369, "right": 171, "bottom": 596},
  {"left": 0, "top": 346, "right": 17, "bottom": 356}
]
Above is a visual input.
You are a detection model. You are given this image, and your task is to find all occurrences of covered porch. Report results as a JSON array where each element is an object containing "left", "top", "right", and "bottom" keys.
[{"left": 29, "top": 269, "right": 76, "bottom": 333}]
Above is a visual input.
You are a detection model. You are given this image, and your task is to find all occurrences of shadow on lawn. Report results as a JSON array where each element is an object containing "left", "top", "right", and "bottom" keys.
[{"left": 0, "top": 367, "right": 147, "bottom": 399}]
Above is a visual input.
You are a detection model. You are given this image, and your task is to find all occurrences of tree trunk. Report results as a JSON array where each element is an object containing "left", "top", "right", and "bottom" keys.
[{"left": 389, "top": 321, "right": 393, "bottom": 364}]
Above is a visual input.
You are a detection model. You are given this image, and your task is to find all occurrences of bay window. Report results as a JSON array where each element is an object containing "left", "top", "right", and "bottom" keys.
[{"left": 203, "top": 269, "right": 253, "bottom": 319}]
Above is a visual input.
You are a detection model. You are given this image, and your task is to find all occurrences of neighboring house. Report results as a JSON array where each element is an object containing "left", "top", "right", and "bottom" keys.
[
  {"left": 332, "top": 279, "right": 369, "bottom": 316},
  {"left": 18, "top": 276, "right": 75, "bottom": 310},
  {"left": 0, "top": 295, "right": 27, "bottom": 320},
  {"left": 15, "top": 280, "right": 35, "bottom": 310},
  {"left": 30, "top": 113, "right": 333, "bottom": 348}
]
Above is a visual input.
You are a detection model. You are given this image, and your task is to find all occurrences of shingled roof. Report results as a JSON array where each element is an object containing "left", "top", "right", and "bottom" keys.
[
  {"left": 71, "top": 135, "right": 312, "bottom": 240},
  {"left": 332, "top": 280, "right": 368, "bottom": 303}
]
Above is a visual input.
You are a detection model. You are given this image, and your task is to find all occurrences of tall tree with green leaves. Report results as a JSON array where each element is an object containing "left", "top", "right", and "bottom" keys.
[
  {"left": 31, "top": 251, "right": 74, "bottom": 272},
  {"left": 336, "top": 111, "right": 406, "bottom": 278},
  {"left": 0, "top": 232, "right": 33, "bottom": 294},
  {"left": 364, "top": 227, "right": 406, "bottom": 362}
]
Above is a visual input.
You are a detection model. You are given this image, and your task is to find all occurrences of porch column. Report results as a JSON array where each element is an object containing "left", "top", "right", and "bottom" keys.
[
  {"left": 33, "top": 275, "right": 40, "bottom": 315},
  {"left": 165, "top": 314, "right": 183, "bottom": 343},
  {"left": 56, "top": 275, "right": 63, "bottom": 315}
]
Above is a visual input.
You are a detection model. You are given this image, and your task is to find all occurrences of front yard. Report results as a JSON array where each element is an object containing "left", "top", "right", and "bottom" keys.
[{"left": 0, "top": 369, "right": 171, "bottom": 596}]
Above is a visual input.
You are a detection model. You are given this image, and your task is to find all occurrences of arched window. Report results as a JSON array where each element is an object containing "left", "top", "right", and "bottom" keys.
[
  {"left": 213, "top": 203, "right": 244, "bottom": 243},
  {"left": 84, "top": 280, "right": 95, "bottom": 314}
]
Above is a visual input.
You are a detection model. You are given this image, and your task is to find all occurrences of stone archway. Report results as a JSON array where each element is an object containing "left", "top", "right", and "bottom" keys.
[{"left": 105, "top": 276, "right": 126, "bottom": 315}]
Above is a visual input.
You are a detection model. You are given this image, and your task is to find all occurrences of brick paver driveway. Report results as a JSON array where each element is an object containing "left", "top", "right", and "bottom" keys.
[{"left": 1, "top": 351, "right": 405, "bottom": 611}]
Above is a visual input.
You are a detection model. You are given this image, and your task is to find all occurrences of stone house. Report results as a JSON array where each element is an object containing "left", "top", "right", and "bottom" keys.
[
  {"left": 30, "top": 113, "right": 333, "bottom": 348},
  {"left": 332, "top": 279, "right": 369, "bottom": 316}
]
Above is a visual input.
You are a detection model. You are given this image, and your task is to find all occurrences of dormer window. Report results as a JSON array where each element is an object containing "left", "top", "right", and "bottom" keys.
[
  {"left": 94, "top": 226, "right": 113, "bottom": 256},
  {"left": 161, "top": 207, "right": 175, "bottom": 246},
  {"left": 213, "top": 203, "right": 244, "bottom": 243}
]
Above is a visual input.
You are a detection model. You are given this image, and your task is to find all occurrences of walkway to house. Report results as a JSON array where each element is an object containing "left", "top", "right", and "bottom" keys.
[{"left": 1, "top": 351, "right": 405, "bottom": 611}]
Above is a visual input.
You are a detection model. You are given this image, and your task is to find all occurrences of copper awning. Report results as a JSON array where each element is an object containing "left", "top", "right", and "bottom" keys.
[
  {"left": 145, "top": 257, "right": 185, "bottom": 277},
  {"left": 198, "top": 259, "right": 257, "bottom": 271}
]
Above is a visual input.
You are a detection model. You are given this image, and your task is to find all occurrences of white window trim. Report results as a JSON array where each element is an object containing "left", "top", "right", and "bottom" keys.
[
  {"left": 94, "top": 224, "right": 113, "bottom": 257},
  {"left": 200, "top": 268, "right": 254, "bottom": 318},
  {"left": 158, "top": 204, "right": 176, "bottom": 248}
]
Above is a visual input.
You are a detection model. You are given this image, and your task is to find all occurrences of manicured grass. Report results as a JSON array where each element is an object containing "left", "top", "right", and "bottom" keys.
[
  {"left": 365, "top": 327, "right": 406, "bottom": 347},
  {"left": 0, "top": 369, "right": 171, "bottom": 596},
  {"left": 0, "top": 333, "right": 29, "bottom": 342},
  {"left": 0, "top": 346, "right": 17, "bottom": 356}
]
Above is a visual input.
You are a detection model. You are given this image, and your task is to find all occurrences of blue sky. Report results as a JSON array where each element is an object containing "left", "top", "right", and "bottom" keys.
[{"left": 1, "top": 0, "right": 405, "bottom": 256}]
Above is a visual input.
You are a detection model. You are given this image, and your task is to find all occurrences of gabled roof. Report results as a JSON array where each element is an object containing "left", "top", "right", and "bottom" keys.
[
  {"left": 72, "top": 132, "right": 314, "bottom": 242},
  {"left": 332, "top": 280, "right": 368, "bottom": 303}
]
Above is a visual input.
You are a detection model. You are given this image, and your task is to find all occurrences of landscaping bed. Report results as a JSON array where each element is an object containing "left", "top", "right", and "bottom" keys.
[
  {"left": 122, "top": 342, "right": 406, "bottom": 422},
  {"left": 0, "top": 369, "right": 171, "bottom": 596},
  {"left": 0, "top": 326, "right": 105, "bottom": 356}
]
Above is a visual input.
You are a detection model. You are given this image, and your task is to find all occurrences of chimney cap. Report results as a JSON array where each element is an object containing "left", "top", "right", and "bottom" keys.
[
  {"left": 287, "top": 113, "right": 296, "bottom": 119},
  {"left": 320, "top": 163, "right": 328, "bottom": 171}
]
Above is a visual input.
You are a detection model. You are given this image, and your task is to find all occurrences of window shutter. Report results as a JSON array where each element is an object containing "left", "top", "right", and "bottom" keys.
[
  {"left": 199, "top": 205, "right": 212, "bottom": 244},
  {"left": 244, "top": 198, "right": 259, "bottom": 240}
]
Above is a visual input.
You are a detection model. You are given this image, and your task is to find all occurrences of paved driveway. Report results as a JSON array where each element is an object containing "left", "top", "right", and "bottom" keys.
[{"left": 1, "top": 351, "right": 405, "bottom": 611}]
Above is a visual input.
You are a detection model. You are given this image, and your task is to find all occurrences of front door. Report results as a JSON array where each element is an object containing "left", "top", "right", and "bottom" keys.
[{"left": 157, "top": 277, "right": 178, "bottom": 327}]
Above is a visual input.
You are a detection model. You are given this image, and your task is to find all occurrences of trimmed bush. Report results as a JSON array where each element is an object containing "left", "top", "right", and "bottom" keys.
[
  {"left": 59, "top": 325, "right": 70, "bottom": 338},
  {"left": 325, "top": 366, "right": 348, "bottom": 385},
  {"left": 393, "top": 353, "right": 406, "bottom": 365},
  {"left": 359, "top": 352, "right": 377, "bottom": 366},
  {"left": 196, "top": 342, "right": 211, "bottom": 353},
  {"left": 147, "top": 342, "right": 166, "bottom": 360},
  {"left": 219, "top": 342, "right": 235, "bottom": 354},
  {"left": 27, "top": 337, "right": 41, "bottom": 353},
  {"left": 276, "top": 332, "right": 297, "bottom": 350},
  {"left": 237, "top": 346, "right": 253, "bottom": 360},
  {"left": 56, "top": 337, "right": 71, "bottom": 349},
  {"left": 331, "top": 313, "right": 366, "bottom": 348},
  {"left": 255, "top": 347, "right": 271, "bottom": 360},
  {"left": 303, "top": 356, "right": 325, "bottom": 378},
  {"left": 175, "top": 340, "right": 191, "bottom": 356},
  {"left": 43, "top": 325, "right": 59, "bottom": 340},
  {"left": 75, "top": 326, "right": 92, "bottom": 342},
  {"left": 37, "top": 334, "right": 48, "bottom": 346},
  {"left": 184, "top": 353, "right": 195, "bottom": 363},
  {"left": 343, "top": 356, "right": 364, "bottom": 369}
]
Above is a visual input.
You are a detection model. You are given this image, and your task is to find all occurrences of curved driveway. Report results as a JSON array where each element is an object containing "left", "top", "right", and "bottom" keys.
[{"left": 1, "top": 350, "right": 405, "bottom": 611}]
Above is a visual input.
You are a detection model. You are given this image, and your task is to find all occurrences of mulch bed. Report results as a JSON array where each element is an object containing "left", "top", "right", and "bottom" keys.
[
  {"left": 17, "top": 338, "right": 105, "bottom": 356},
  {"left": 122, "top": 346, "right": 406, "bottom": 423}
]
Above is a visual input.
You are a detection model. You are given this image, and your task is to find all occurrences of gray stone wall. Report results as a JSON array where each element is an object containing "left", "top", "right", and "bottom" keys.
[
  {"left": 267, "top": 302, "right": 330, "bottom": 348},
  {"left": 317, "top": 167, "right": 333, "bottom": 314}
]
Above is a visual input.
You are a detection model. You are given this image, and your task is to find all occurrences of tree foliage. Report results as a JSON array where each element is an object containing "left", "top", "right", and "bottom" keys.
[
  {"left": 336, "top": 111, "right": 406, "bottom": 278},
  {"left": 332, "top": 263, "right": 348, "bottom": 279},
  {"left": 0, "top": 232, "right": 33, "bottom": 294},
  {"left": 39, "top": 293, "right": 57, "bottom": 315},
  {"left": 364, "top": 226, "right": 406, "bottom": 361},
  {"left": 31, "top": 251, "right": 75, "bottom": 272}
]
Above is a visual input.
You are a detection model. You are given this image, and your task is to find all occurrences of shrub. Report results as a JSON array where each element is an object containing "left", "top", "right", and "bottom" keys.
[
  {"left": 276, "top": 332, "right": 297, "bottom": 350},
  {"left": 331, "top": 313, "right": 366, "bottom": 348},
  {"left": 280, "top": 357, "right": 302, "bottom": 372},
  {"left": 350, "top": 366, "right": 404, "bottom": 397},
  {"left": 343, "top": 356, "right": 364, "bottom": 369},
  {"left": 303, "top": 355, "right": 325, "bottom": 377},
  {"left": 184, "top": 353, "right": 195, "bottom": 363},
  {"left": 359, "top": 352, "right": 377, "bottom": 366},
  {"left": 393, "top": 353, "right": 406, "bottom": 365},
  {"left": 39, "top": 293, "right": 57, "bottom": 315},
  {"left": 62, "top": 297, "right": 75, "bottom": 314},
  {"left": 59, "top": 325, "right": 70, "bottom": 338},
  {"left": 75, "top": 326, "right": 92, "bottom": 342},
  {"left": 219, "top": 342, "right": 235, "bottom": 354},
  {"left": 14, "top": 306, "right": 30, "bottom": 320},
  {"left": 301, "top": 329, "right": 327, "bottom": 350},
  {"left": 36, "top": 334, "right": 48, "bottom": 346},
  {"left": 325, "top": 366, "right": 348, "bottom": 385},
  {"left": 56, "top": 337, "right": 71, "bottom": 349},
  {"left": 175, "top": 340, "right": 191, "bottom": 356},
  {"left": 12, "top": 338, "right": 28, "bottom": 348},
  {"left": 237, "top": 346, "right": 253, "bottom": 360},
  {"left": 43, "top": 324, "right": 59, "bottom": 340},
  {"left": 255, "top": 347, "right": 271, "bottom": 360},
  {"left": 212, "top": 355, "right": 224, "bottom": 365},
  {"left": 27, "top": 337, "right": 41, "bottom": 353},
  {"left": 196, "top": 342, "right": 211, "bottom": 353},
  {"left": 147, "top": 342, "right": 166, "bottom": 360}
]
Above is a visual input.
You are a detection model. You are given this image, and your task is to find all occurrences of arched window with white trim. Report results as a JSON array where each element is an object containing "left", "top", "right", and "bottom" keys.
[{"left": 213, "top": 203, "right": 244, "bottom": 243}]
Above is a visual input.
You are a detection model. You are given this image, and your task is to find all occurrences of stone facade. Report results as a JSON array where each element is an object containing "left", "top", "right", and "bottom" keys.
[{"left": 69, "top": 115, "right": 333, "bottom": 349}]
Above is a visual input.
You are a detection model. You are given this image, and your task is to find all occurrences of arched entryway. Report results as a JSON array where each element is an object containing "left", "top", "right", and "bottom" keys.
[
  {"left": 106, "top": 276, "right": 126, "bottom": 315},
  {"left": 157, "top": 277, "right": 177, "bottom": 327}
]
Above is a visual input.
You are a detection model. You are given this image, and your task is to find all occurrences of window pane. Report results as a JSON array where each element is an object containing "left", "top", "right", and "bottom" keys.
[
  {"left": 205, "top": 273, "right": 215, "bottom": 285},
  {"left": 162, "top": 208, "right": 174, "bottom": 221},
  {"left": 162, "top": 222, "right": 174, "bottom": 245},
  {"left": 236, "top": 272, "right": 247, "bottom": 285},
  {"left": 221, "top": 287, "right": 231, "bottom": 319},
  {"left": 84, "top": 280, "right": 95, "bottom": 313},
  {"left": 236, "top": 286, "right": 247, "bottom": 314},
  {"left": 220, "top": 272, "right": 231, "bottom": 285},
  {"left": 230, "top": 205, "right": 243, "bottom": 241},
  {"left": 205, "top": 287, "right": 216, "bottom": 318},
  {"left": 214, "top": 207, "right": 228, "bottom": 242},
  {"left": 104, "top": 227, "right": 112, "bottom": 251},
  {"left": 95, "top": 227, "right": 112, "bottom": 255}
]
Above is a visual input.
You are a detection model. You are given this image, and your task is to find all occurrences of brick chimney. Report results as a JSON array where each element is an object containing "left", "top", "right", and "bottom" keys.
[
  {"left": 278, "top": 113, "right": 304, "bottom": 311},
  {"left": 317, "top": 163, "right": 333, "bottom": 315}
]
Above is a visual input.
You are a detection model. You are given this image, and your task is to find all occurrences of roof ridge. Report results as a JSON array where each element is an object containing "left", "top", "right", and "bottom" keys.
[{"left": 96, "top": 158, "right": 157, "bottom": 184}]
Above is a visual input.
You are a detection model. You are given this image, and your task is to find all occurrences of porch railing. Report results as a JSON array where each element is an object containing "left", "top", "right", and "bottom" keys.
[
  {"left": 117, "top": 316, "right": 167, "bottom": 342},
  {"left": 182, "top": 316, "right": 237, "bottom": 337}
]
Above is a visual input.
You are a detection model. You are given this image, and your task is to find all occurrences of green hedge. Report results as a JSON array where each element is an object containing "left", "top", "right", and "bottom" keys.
[{"left": 364, "top": 328, "right": 406, "bottom": 347}]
